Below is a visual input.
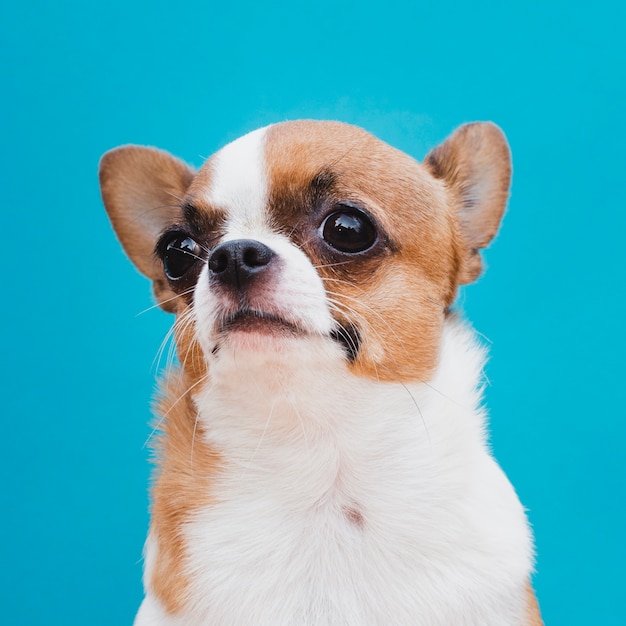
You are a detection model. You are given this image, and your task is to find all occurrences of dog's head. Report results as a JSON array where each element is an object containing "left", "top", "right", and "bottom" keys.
[{"left": 100, "top": 121, "right": 510, "bottom": 383}]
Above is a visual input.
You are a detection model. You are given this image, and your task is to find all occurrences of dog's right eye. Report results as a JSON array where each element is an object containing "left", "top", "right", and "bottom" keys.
[
  {"left": 320, "top": 207, "right": 377, "bottom": 254},
  {"left": 162, "top": 236, "right": 201, "bottom": 280}
]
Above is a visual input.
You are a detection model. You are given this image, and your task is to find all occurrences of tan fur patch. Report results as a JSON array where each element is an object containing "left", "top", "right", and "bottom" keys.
[
  {"left": 149, "top": 332, "right": 216, "bottom": 614},
  {"left": 264, "top": 121, "right": 464, "bottom": 382},
  {"left": 525, "top": 583, "right": 543, "bottom": 625}
]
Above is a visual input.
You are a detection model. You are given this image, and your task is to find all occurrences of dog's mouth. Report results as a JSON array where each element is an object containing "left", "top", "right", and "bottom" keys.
[
  {"left": 216, "top": 310, "right": 361, "bottom": 361},
  {"left": 219, "top": 309, "right": 303, "bottom": 336}
]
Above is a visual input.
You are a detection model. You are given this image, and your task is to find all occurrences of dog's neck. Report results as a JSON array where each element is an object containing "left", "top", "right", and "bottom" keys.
[
  {"left": 172, "top": 318, "right": 490, "bottom": 535},
  {"left": 143, "top": 318, "right": 532, "bottom": 624}
]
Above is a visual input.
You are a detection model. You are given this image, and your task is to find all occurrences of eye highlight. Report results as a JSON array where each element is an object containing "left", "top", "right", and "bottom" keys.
[
  {"left": 161, "top": 234, "right": 202, "bottom": 280},
  {"left": 320, "top": 207, "right": 377, "bottom": 253}
]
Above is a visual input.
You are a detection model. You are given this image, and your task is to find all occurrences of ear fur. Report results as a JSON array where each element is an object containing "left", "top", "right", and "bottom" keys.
[
  {"left": 99, "top": 146, "right": 195, "bottom": 311},
  {"left": 424, "top": 122, "right": 511, "bottom": 284}
]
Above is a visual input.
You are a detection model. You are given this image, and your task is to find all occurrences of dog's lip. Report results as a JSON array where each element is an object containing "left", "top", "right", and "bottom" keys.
[{"left": 219, "top": 309, "right": 304, "bottom": 335}]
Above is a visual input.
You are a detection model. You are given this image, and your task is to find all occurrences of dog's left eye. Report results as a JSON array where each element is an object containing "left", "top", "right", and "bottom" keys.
[
  {"left": 320, "top": 208, "right": 377, "bottom": 253},
  {"left": 162, "top": 236, "right": 201, "bottom": 280}
]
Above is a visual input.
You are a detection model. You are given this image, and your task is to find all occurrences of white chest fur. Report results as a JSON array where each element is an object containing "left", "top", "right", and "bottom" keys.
[{"left": 136, "top": 322, "right": 533, "bottom": 626}]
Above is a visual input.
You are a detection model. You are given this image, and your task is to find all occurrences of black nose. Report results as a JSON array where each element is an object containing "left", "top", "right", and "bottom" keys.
[{"left": 208, "top": 239, "right": 275, "bottom": 288}]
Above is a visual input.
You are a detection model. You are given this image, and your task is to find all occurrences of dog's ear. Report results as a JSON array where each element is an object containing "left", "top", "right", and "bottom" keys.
[
  {"left": 424, "top": 122, "right": 511, "bottom": 284},
  {"left": 99, "top": 146, "right": 195, "bottom": 311}
]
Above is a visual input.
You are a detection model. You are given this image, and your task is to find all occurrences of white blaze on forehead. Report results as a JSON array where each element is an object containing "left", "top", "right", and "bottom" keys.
[{"left": 204, "top": 126, "right": 270, "bottom": 233}]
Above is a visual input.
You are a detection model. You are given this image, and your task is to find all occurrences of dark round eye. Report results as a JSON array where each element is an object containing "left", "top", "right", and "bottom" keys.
[
  {"left": 162, "top": 236, "right": 201, "bottom": 280},
  {"left": 320, "top": 208, "right": 377, "bottom": 253}
]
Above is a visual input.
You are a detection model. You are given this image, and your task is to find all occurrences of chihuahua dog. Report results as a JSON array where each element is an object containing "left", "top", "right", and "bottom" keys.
[{"left": 100, "top": 120, "right": 541, "bottom": 625}]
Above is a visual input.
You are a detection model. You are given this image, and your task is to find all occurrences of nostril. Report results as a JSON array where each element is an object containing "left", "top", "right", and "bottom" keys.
[
  {"left": 208, "top": 250, "right": 229, "bottom": 273},
  {"left": 242, "top": 243, "right": 273, "bottom": 269}
]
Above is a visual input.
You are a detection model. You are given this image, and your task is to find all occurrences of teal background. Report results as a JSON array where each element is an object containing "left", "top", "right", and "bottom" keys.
[{"left": 1, "top": 1, "right": 624, "bottom": 624}]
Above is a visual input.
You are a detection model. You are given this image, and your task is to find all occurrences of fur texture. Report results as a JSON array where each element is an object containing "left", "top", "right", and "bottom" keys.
[{"left": 99, "top": 120, "right": 541, "bottom": 625}]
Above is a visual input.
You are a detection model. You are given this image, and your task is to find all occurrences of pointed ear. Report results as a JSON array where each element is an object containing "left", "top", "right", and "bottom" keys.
[
  {"left": 424, "top": 122, "right": 511, "bottom": 284},
  {"left": 99, "top": 146, "right": 195, "bottom": 311}
]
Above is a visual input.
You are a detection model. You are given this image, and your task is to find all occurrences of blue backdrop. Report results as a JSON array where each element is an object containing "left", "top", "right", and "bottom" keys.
[{"left": 1, "top": 1, "right": 624, "bottom": 624}]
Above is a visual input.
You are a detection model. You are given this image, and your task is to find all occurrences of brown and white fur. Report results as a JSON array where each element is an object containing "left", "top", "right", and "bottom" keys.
[{"left": 100, "top": 120, "right": 542, "bottom": 625}]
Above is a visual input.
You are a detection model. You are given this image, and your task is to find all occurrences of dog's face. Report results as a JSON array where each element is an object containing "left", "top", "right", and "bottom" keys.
[{"left": 100, "top": 121, "right": 510, "bottom": 384}]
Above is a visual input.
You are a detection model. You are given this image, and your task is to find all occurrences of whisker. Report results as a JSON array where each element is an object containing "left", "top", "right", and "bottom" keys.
[
  {"left": 400, "top": 381, "right": 431, "bottom": 449},
  {"left": 237, "top": 398, "right": 279, "bottom": 483},
  {"left": 326, "top": 298, "right": 382, "bottom": 381},
  {"left": 152, "top": 323, "right": 177, "bottom": 374},
  {"left": 319, "top": 275, "right": 368, "bottom": 293},
  {"left": 143, "top": 372, "right": 210, "bottom": 449},
  {"left": 151, "top": 305, "right": 197, "bottom": 375},
  {"left": 136, "top": 287, "right": 195, "bottom": 317},
  {"left": 312, "top": 259, "right": 354, "bottom": 270},
  {"left": 162, "top": 190, "right": 186, "bottom": 204},
  {"left": 282, "top": 384, "right": 311, "bottom": 454},
  {"left": 190, "top": 401, "right": 201, "bottom": 471}
]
